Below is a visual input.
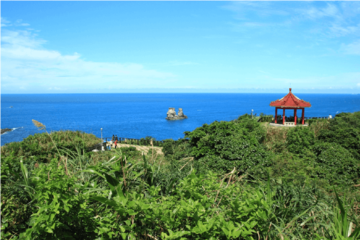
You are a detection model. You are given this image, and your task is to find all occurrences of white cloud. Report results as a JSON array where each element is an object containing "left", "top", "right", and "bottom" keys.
[
  {"left": 341, "top": 40, "right": 360, "bottom": 55},
  {"left": 226, "top": 1, "right": 261, "bottom": 8},
  {"left": 1, "top": 23, "right": 176, "bottom": 93},
  {"left": 259, "top": 72, "right": 360, "bottom": 90},
  {"left": 340, "top": 2, "right": 360, "bottom": 18},
  {"left": 222, "top": 1, "right": 290, "bottom": 19},
  {"left": 169, "top": 61, "right": 198, "bottom": 66},
  {"left": 2, "top": 29, "right": 46, "bottom": 48},
  {"left": 223, "top": 0, "right": 341, "bottom": 20},
  {"left": 2, "top": 38, "right": 79, "bottom": 61},
  {"left": 222, "top": 2, "right": 360, "bottom": 38},
  {"left": 301, "top": 3, "right": 340, "bottom": 20},
  {"left": 1, "top": 17, "right": 11, "bottom": 27},
  {"left": 14, "top": 19, "right": 30, "bottom": 27},
  {"left": 1, "top": 17, "right": 30, "bottom": 27},
  {"left": 330, "top": 23, "right": 360, "bottom": 37}
]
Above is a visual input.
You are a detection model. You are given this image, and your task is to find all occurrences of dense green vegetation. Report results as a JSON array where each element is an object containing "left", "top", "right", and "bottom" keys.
[
  {"left": 1, "top": 112, "right": 360, "bottom": 239},
  {"left": 184, "top": 115, "right": 271, "bottom": 179}
]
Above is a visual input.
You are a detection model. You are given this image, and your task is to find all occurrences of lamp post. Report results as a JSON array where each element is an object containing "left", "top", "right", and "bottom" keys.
[
  {"left": 251, "top": 109, "right": 254, "bottom": 119},
  {"left": 101, "top": 128, "right": 104, "bottom": 151}
]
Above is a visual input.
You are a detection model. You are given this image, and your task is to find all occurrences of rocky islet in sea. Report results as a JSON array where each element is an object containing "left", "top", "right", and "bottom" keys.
[
  {"left": 166, "top": 108, "right": 188, "bottom": 120},
  {"left": 1, "top": 128, "right": 12, "bottom": 135}
]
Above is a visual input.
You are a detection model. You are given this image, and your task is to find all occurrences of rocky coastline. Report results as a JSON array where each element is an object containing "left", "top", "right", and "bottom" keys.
[
  {"left": 166, "top": 108, "right": 188, "bottom": 120},
  {"left": 1, "top": 128, "right": 12, "bottom": 135}
]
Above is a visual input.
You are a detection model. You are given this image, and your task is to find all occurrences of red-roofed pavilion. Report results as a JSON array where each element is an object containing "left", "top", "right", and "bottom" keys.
[{"left": 270, "top": 88, "right": 311, "bottom": 125}]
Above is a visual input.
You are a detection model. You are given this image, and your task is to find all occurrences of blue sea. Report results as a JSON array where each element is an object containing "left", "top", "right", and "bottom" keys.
[{"left": 1, "top": 93, "right": 360, "bottom": 146}]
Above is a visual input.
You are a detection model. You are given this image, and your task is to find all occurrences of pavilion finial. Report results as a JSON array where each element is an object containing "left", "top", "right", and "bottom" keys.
[{"left": 289, "top": 88, "right": 292, "bottom": 92}]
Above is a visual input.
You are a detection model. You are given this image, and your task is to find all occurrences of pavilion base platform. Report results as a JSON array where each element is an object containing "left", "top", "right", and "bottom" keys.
[{"left": 269, "top": 122, "right": 308, "bottom": 127}]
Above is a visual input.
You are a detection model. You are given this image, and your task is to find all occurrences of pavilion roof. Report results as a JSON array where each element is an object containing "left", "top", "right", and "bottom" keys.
[{"left": 270, "top": 88, "right": 311, "bottom": 108}]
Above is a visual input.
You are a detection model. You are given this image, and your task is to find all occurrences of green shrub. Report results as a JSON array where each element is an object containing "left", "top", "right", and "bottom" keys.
[
  {"left": 120, "top": 146, "right": 140, "bottom": 158},
  {"left": 318, "top": 111, "right": 360, "bottom": 160},
  {"left": 1, "top": 194, "right": 34, "bottom": 239},
  {"left": 259, "top": 113, "right": 273, "bottom": 122},
  {"left": 1, "top": 131, "right": 100, "bottom": 164},
  {"left": 286, "top": 126, "right": 315, "bottom": 154},
  {"left": 185, "top": 116, "right": 271, "bottom": 177},
  {"left": 313, "top": 142, "right": 360, "bottom": 186},
  {"left": 20, "top": 159, "right": 97, "bottom": 239},
  {"left": 269, "top": 151, "right": 317, "bottom": 185},
  {"left": 162, "top": 139, "right": 175, "bottom": 156},
  {"left": 309, "top": 118, "right": 330, "bottom": 137},
  {"left": 167, "top": 139, "right": 191, "bottom": 161}
]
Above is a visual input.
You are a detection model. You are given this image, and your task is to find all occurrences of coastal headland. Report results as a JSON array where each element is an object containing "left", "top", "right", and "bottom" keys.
[{"left": 1, "top": 128, "right": 12, "bottom": 135}]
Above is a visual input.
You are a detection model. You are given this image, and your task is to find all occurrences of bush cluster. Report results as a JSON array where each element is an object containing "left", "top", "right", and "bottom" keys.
[{"left": 185, "top": 115, "right": 271, "bottom": 178}]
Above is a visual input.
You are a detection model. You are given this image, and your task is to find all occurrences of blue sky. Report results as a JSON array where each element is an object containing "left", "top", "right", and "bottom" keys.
[{"left": 1, "top": 1, "right": 360, "bottom": 94}]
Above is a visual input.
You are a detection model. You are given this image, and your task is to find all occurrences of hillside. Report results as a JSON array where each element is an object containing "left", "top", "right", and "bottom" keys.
[{"left": 1, "top": 112, "right": 360, "bottom": 239}]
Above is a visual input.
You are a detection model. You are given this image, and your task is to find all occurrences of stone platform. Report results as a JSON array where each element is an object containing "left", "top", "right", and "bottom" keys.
[{"left": 269, "top": 122, "right": 308, "bottom": 127}]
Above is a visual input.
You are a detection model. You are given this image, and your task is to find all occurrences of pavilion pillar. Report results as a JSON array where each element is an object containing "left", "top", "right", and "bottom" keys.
[
  {"left": 275, "top": 107, "right": 278, "bottom": 124},
  {"left": 301, "top": 108, "right": 305, "bottom": 125},
  {"left": 283, "top": 108, "right": 285, "bottom": 125},
  {"left": 294, "top": 109, "right": 297, "bottom": 125}
]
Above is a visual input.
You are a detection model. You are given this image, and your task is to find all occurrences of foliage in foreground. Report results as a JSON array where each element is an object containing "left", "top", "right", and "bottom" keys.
[
  {"left": 1, "top": 113, "right": 360, "bottom": 239},
  {"left": 3, "top": 153, "right": 360, "bottom": 240}
]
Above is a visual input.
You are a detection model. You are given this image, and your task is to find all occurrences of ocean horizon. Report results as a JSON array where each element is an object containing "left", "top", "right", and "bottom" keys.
[{"left": 2, "top": 93, "right": 360, "bottom": 146}]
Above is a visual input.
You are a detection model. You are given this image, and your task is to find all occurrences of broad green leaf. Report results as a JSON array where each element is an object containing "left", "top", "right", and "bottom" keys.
[
  {"left": 91, "top": 196, "right": 118, "bottom": 208},
  {"left": 104, "top": 173, "right": 119, "bottom": 187}
]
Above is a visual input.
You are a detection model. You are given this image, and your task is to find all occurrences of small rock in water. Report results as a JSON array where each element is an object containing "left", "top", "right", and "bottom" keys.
[{"left": 166, "top": 108, "right": 188, "bottom": 120}]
